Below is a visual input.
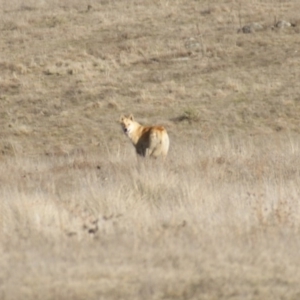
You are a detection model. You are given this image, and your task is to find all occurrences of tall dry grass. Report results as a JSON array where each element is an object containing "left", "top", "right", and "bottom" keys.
[
  {"left": 1, "top": 0, "right": 300, "bottom": 298},
  {"left": 2, "top": 134, "right": 300, "bottom": 299}
]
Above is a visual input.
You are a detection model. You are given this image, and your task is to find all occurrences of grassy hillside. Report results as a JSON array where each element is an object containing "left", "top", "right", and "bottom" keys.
[{"left": 1, "top": 0, "right": 300, "bottom": 299}]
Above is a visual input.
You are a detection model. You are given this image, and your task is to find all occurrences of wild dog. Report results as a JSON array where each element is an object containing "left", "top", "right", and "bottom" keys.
[{"left": 119, "top": 114, "right": 169, "bottom": 158}]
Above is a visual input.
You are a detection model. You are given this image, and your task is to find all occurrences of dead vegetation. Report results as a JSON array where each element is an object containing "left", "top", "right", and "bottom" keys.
[{"left": 1, "top": 0, "right": 300, "bottom": 299}]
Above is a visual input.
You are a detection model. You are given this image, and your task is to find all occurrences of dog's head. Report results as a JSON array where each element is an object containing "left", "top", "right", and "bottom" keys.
[{"left": 119, "top": 114, "right": 134, "bottom": 134}]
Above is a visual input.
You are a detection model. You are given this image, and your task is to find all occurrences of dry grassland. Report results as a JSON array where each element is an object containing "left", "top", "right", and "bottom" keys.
[{"left": 1, "top": 0, "right": 300, "bottom": 299}]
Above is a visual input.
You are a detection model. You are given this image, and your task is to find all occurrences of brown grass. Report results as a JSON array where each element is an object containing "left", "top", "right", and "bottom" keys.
[{"left": 1, "top": 0, "right": 300, "bottom": 299}]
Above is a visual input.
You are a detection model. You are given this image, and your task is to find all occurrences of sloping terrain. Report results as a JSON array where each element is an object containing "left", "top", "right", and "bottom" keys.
[{"left": 1, "top": 1, "right": 300, "bottom": 299}]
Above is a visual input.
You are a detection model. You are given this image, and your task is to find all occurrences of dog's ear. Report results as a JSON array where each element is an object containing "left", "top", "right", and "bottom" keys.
[
  {"left": 129, "top": 114, "right": 134, "bottom": 121},
  {"left": 119, "top": 115, "right": 125, "bottom": 122}
]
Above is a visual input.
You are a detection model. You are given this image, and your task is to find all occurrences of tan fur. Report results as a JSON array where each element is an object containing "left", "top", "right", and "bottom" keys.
[{"left": 119, "top": 114, "right": 169, "bottom": 158}]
